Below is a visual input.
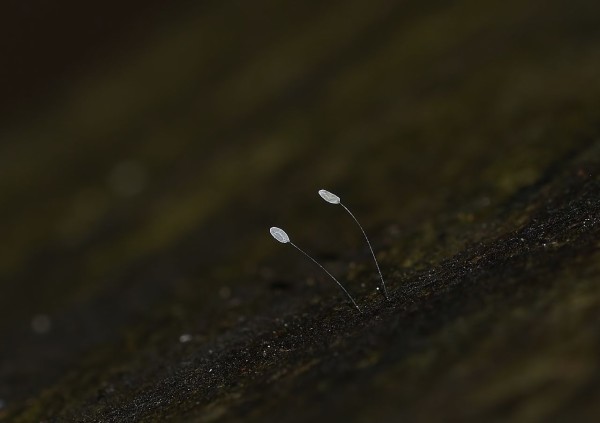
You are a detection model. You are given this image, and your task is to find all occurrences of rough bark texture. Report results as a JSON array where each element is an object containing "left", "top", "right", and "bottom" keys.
[{"left": 1, "top": 0, "right": 600, "bottom": 421}]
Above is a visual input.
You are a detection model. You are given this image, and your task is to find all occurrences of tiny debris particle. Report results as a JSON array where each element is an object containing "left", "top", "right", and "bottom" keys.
[
  {"left": 179, "top": 334, "right": 193, "bottom": 343},
  {"left": 31, "top": 314, "right": 52, "bottom": 334}
]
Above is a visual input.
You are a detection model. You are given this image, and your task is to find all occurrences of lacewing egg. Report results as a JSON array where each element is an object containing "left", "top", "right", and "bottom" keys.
[
  {"left": 270, "top": 227, "right": 290, "bottom": 243},
  {"left": 318, "top": 189, "right": 341, "bottom": 204},
  {"left": 268, "top": 225, "right": 360, "bottom": 311}
]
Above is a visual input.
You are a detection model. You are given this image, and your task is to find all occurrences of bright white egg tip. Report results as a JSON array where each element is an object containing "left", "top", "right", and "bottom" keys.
[
  {"left": 318, "top": 189, "right": 341, "bottom": 204},
  {"left": 270, "top": 227, "right": 290, "bottom": 243}
]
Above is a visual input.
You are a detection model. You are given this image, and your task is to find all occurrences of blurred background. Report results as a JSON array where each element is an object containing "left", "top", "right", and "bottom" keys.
[{"left": 1, "top": 0, "right": 600, "bottom": 421}]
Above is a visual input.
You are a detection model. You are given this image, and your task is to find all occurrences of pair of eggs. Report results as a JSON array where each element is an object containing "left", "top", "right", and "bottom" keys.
[{"left": 270, "top": 190, "right": 340, "bottom": 243}]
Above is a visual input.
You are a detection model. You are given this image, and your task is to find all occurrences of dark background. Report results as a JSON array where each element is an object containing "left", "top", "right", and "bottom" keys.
[{"left": 1, "top": 0, "right": 600, "bottom": 421}]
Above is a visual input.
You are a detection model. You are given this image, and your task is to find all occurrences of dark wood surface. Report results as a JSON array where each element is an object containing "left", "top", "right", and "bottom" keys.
[{"left": 1, "top": 0, "right": 600, "bottom": 421}]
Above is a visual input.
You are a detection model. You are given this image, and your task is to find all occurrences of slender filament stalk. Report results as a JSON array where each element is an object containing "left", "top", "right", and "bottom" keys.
[
  {"left": 290, "top": 242, "right": 361, "bottom": 312},
  {"left": 339, "top": 203, "right": 390, "bottom": 300}
]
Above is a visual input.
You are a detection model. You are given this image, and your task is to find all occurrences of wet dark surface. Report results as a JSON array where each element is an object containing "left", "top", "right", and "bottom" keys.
[{"left": 1, "top": 0, "right": 600, "bottom": 421}]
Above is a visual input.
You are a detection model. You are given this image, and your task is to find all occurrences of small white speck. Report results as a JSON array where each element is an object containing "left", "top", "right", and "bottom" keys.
[
  {"left": 218, "top": 286, "right": 232, "bottom": 299},
  {"left": 209, "top": 368, "right": 213, "bottom": 373},
  {"left": 179, "top": 334, "right": 193, "bottom": 343},
  {"left": 31, "top": 314, "right": 51, "bottom": 334},
  {"left": 107, "top": 160, "right": 147, "bottom": 197}
]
